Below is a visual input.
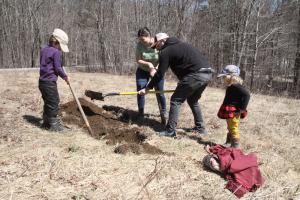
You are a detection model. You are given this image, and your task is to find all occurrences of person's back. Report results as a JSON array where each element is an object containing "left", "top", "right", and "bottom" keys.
[
  {"left": 39, "top": 46, "right": 65, "bottom": 82},
  {"left": 159, "top": 37, "right": 211, "bottom": 80},
  {"left": 142, "top": 33, "right": 213, "bottom": 137}
]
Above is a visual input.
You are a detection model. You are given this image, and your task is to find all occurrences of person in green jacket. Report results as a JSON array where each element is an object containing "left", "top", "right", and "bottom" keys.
[{"left": 135, "top": 27, "right": 167, "bottom": 125}]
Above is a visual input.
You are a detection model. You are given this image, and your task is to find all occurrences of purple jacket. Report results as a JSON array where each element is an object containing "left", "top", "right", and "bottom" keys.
[{"left": 39, "top": 46, "right": 68, "bottom": 82}]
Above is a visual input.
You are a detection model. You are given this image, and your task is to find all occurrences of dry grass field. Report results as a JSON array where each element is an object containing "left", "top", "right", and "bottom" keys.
[{"left": 0, "top": 70, "right": 299, "bottom": 200}]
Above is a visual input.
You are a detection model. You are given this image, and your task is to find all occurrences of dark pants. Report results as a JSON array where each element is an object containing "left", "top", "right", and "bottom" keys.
[
  {"left": 39, "top": 80, "right": 59, "bottom": 118},
  {"left": 136, "top": 68, "right": 166, "bottom": 115},
  {"left": 166, "top": 72, "right": 212, "bottom": 132}
]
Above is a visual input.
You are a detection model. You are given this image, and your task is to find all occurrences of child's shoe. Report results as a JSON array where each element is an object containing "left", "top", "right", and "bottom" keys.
[
  {"left": 231, "top": 138, "right": 240, "bottom": 148},
  {"left": 223, "top": 133, "right": 232, "bottom": 147}
]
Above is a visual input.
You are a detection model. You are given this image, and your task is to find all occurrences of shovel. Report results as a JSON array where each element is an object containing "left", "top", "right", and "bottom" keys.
[
  {"left": 85, "top": 89, "right": 174, "bottom": 101},
  {"left": 69, "top": 83, "right": 94, "bottom": 135}
]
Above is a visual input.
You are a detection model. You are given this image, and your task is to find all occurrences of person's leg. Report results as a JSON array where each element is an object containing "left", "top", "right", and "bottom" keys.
[
  {"left": 39, "top": 81, "right": 64, "bottom": 132},
  {"left": 226, "top": 115, "right": 241, "bottom": 147},
  {"left": 223, "top": 132, "right": 232, "bottom": 147},
  {"left": 187, "top": 82, "right": 208, "bottom": 134},
  {"left": 163, "top": 79, "right": 195, "bottom": 135},
  {"left": 136, "top": 68, "right": 149, "bottom": 117},
  {"left": 39, "top": 81, "right": 59, "bottom": 117},
  {"left": 154, "top": 78, "right": 167, "bottom": 125},
  {"left": 39, "top": 81, "right": 51, "bottom": 128}
]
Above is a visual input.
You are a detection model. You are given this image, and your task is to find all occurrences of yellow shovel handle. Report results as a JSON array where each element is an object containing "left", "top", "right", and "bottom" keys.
[{"left": 119, "top": 90, "right": 174, "bottom": 95}]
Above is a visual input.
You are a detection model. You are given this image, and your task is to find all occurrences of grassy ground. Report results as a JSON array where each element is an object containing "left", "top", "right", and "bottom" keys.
[{"left": 0, "top": 70, "right": 299, "bottom": 200}]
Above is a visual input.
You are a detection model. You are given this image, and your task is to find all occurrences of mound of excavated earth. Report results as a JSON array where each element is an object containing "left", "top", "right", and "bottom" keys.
[{"left": 60, "top": 98, "right": 163, "bottom": 155}]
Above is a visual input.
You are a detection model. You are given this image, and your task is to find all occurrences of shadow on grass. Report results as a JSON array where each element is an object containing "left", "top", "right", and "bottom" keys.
[
  {"left": 177, "top": 130, "right": 217, "bottom": 146},
  {"left": 102, "top": 105, "right": 165, "bottom": 132},
  {"left": 189, "top": 135, "right": 217, "bottom": 146},
  {"left": 22, "top": 115, "right": 42, "bottom": 128}
]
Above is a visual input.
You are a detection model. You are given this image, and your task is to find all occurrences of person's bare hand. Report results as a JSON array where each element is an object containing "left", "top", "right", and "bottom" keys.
[
  {"left": 150, "top": 68, "right": 157, "bottom": 77},
  {"left": 65, "top": 77, "right": 70, "bottom": 85},
  {"left": 138, "top": 88, "right": 149, "bottom": 96}
]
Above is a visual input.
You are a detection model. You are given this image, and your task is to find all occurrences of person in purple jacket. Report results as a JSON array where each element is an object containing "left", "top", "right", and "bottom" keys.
[{"left": 39, "top": 28, "right": 70, "bottom": 132}]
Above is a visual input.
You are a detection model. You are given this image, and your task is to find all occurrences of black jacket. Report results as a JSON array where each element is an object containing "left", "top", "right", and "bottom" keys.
[
  {"left": 147, "top": 37, "right": 211, "bottom": 89},
  {"left": 223, "top": 84, "right": 250, "bottom": 110}
]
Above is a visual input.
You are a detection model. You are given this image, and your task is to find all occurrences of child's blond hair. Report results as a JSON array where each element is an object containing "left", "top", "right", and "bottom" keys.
[{"left": 229, "top": 75, "right": 243, "bottom": 85}]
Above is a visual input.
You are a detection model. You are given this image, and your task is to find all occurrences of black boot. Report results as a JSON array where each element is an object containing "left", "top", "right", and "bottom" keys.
[
  {"left": 48, "top": 117, "right": 66, "bottom": 132},
  {"left": 137, "top": 109, "right": 144, "bottom": 120},
  {"left": 231, "top": 138, "right": 240, "bottom": 148},
  {"left": 223, "top": 133, "right": 232, "bottom": 147},
  {"left": 41, "top": 114, "right": 50, "bottom": 129}
]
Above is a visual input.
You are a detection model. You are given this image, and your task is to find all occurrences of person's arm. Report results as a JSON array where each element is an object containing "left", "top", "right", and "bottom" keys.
[
  {"left": 136, "top": 54, "right": 155, "bottom": 70},
  {"left": 146, "top": 51, "right": 169, "bottom": 90},
  {"left": 136, "top": 54, "right": 156, "bottom": 77},
  {"left": 53, "top": 51, "right": 69, "bottom": 84},
  {"left": 135, "top": 44, "right": 155, "bottom": 72},
  {"left": 237, "top": 85, "right": 250, "bottom": 110}
]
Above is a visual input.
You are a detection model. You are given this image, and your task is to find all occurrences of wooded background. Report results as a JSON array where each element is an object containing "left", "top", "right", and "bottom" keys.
[{"left": 0, "top": 0, "right": 299, "bottom": 97}]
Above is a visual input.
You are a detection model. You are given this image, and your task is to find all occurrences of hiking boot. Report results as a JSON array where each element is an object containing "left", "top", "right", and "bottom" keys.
[
  {"left": 48, "top": 117, "right": 66, "bottom": 132},
  {"left": 158, "top": 130, "right": 176, "bottom": 137},
  {"left": 223, "top": 133, "right": 232, "bottom": 147},
  {"left": 231, "top": 138, "right": 240, "bottom": 148},
  {"left": 41, "top": 114, "right": 50, "bottom": 129}
]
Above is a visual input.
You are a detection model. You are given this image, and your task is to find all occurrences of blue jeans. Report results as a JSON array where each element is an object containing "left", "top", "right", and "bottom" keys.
[{"left": 136, "top": 68, "right": 166, "bottom": 116}]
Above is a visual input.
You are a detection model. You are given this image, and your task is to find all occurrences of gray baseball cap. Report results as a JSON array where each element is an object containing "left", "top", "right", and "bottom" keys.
[{"left": 217, "top": 65, "right": 240, "bottom": 77}]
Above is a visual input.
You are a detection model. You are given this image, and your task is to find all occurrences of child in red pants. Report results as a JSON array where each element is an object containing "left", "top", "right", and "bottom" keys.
[{"left": 217, "top": 65, "right": 250, "bottom": 148}]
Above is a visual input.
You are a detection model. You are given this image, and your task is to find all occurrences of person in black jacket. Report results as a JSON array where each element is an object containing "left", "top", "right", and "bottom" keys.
[
  {"left": 139, "top": 33, "right": 213, "bottom": 137},
  {"left": 217, "top": 65, "right": 250, "bottom": 148}
]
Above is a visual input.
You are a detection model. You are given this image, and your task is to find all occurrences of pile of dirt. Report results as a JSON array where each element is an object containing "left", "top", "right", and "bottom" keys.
[{"left": 60, "top": 98, "right": 163, "bottom": 155}]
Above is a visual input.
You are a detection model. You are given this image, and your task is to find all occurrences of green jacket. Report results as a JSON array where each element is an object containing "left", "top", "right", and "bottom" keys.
[{"left": 136, "top": 42, "right": 159, "bottom": 72}]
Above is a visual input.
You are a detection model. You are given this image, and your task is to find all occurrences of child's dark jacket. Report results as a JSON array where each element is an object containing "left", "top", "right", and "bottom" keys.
[{"left": 218, "top": 83, "right": 250, "bottom": 119}]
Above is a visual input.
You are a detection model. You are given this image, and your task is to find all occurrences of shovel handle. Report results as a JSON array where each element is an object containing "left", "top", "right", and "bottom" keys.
[
  {"left": 119, "top": 90, "right": 174, "bottom": 95},
  {"left": 69, "top": 83, "right": 94, "bottom": 135}
]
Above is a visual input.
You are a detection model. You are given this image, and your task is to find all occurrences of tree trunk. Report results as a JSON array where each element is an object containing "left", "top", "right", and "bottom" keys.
[{"left": 294, "top": 0, "right": 300, "bottom": 96}]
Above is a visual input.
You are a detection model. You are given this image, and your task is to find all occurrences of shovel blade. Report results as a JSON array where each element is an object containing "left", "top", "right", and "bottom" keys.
[{"left": 85, "top": 90, "right": 104, "bottom": 101}]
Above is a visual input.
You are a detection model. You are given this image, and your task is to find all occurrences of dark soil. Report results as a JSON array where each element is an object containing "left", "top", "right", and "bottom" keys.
[{"left": 60, "top": 98, "right": 163, "bottom": 155}]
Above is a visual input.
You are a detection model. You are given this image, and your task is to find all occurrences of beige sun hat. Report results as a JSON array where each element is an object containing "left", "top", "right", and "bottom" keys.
[{"left": 52, "top": 28, "right": 69, "bottom": 53}]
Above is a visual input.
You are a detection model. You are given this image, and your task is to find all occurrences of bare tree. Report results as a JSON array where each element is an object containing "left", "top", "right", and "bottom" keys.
[{"left": 0, "top": 0, "right": 299, "bottom": 97}]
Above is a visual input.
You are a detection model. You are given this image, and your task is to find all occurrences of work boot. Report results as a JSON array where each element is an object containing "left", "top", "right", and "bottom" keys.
[
  {"left": 158, "top": 130, "right": 176, "bottom": 137},
  {"left": 48, "top": 117, "right": 66, "bottom": 132},
  {"left": 41, "top": 114, "right": 50, "bottom": 129}
]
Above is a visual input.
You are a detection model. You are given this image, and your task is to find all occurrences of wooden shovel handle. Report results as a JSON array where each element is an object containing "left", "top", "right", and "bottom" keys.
[{"left": 68, "top": 83, "right": 94, "bottom": 135}]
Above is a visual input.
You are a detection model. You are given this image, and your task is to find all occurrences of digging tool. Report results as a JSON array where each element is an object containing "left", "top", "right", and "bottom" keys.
[
  {"left": 85, "top": 89, "right": 174, "bottom": 101},
  {"left": 68, "top": 83, "right": 94, "bottom": 135}
]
